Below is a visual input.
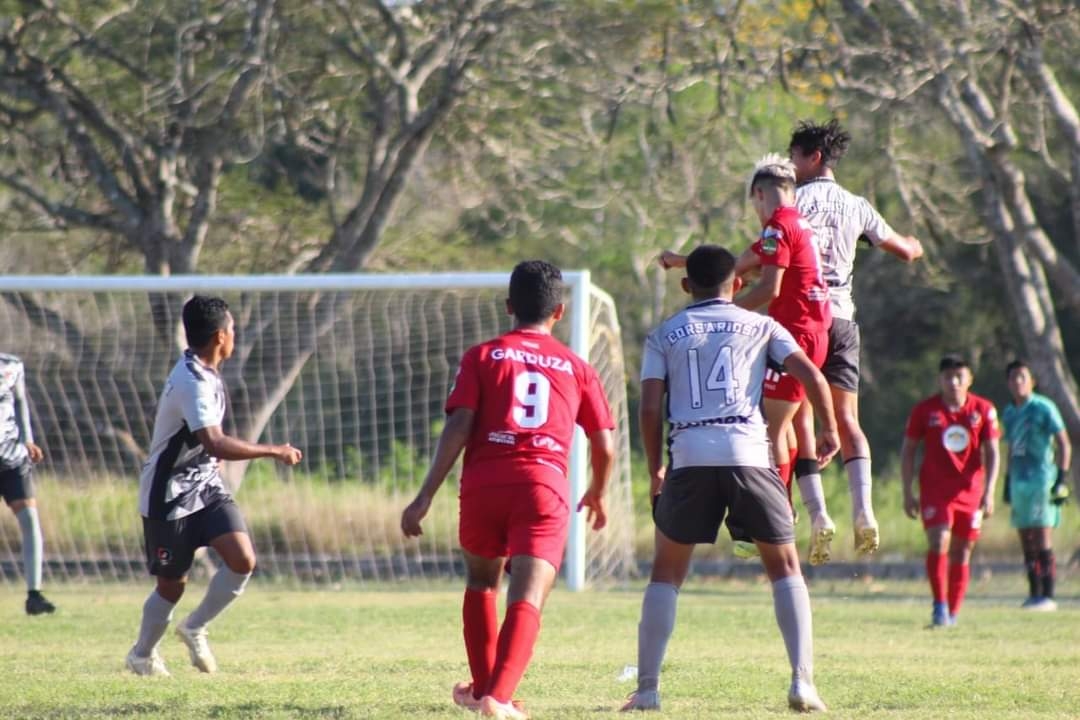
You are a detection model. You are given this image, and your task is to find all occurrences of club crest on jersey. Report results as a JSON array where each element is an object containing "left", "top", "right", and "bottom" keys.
[
  {"left": 942, "top": 424, "right": 970, "bottom": 453},
  {"left": 928, "top": 413, "right": 944, "bottom": 428},
  {"left": 760, "top": 227, "right": 780, "bottom": 255}
]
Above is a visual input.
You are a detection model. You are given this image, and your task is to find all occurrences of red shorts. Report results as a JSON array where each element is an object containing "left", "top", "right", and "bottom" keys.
[
  {"left": 764, "top": 329, "right": 828, "bottom": 403},
  {"left": 920, "top": 501, "right": 983, "bottom": 540},
  {"left": 459, "top": 482, "right": 570, "bottom": 571}
]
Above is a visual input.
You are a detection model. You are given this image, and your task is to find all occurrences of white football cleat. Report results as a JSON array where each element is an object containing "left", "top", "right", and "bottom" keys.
[
  {"left": 176, "top": 617, "right": 218, "bottom": 673},
  {"left": 788, "top": 679, "right": 827, "bottom": 713},
  {"left": 1027, "top": 597, "right": 1058, "bottom": 612},
  {"left": 479, "top": 695, "right": 529, "bottom": 720},
  {"left": 125, "top": 646, "right": 170, "bottom": 677},
  {"left": 452, "top": 681, "right": 482, "bottom": 710},
  {"left": 808, "top": 514, "right": 836, "bottom": 566},
  {"left": 853, "top": 511, "right": 880, "bottom": 556},
  {"left": 620, "top": 689, "right": 661, "bottom": 712}
]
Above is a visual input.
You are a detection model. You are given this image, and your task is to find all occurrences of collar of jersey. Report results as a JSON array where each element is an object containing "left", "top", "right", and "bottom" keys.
[
  {"left": 686, "top": 298, "right": 731, "bottom": 310},
  {"left": 184, "top": 348, "right": 219, "bottom": 375},
  {"left": 796, "top": 176, "right": 836, "bottom": 188}
]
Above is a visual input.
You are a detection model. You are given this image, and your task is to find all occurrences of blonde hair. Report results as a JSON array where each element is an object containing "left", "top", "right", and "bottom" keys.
[{"left": 747, "top": 152, "right": 797, "bottom": 198}]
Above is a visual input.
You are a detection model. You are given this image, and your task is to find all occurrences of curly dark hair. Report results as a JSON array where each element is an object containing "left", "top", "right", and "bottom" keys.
[
  {"left": 789, "top": 119, "right": 851, "bottom": 169},
  {"left": 182, "top": 295, "right": 231, "bottom": 349},
  {"left": 509, "top": 260, "right": 564, "bottom": 323}
]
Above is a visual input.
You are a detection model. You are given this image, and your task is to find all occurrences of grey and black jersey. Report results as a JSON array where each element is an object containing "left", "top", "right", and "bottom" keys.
[
  {"left": 138, "top": 351, "right": 230, "bottom": 521},
  {"left": 0, "top": 354, "right": 34, "bottom": 469},
  {"left": 641, "top": 300, "right": 802, "bottom": 469},
  {"left": 795, "top": 177, "right": 895, "bottom": 321}
]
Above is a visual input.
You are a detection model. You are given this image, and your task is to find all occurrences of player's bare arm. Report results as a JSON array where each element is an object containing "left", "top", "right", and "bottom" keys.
[
  {"left": 900, "top": 437, "right": 920, "bottom": 519},
  {"left": 639, "top": 378, "right": 667, "bottom": 500},
  {"left": 658, "top": 250, "right": 687, "bottom": 269},
  {"left": 194, "top": 425, "right": 302, "bottom": 465},
  {"left": 878, "top": 232, "right": 924, "bottom": 262},
  {"left": 400, "top": 407, "right": 475, "bottom": 538},
  {"left": 735, "top": 264, "right": 784, "bottom": 313},
  {"left": 782, "top": 350, "right": 840, "bottom": 467},
  {"left": 577, "top": 428, "right": 615, "bottom": 531},
  {"left": 980, "top": 438, "right": 1000, "bottom": 518},
  {"left": 1055, "top": 429, "right": 1073, "bottom": 482},
  {"left": 733, "top": 246, "right": 761, "bottom": 276}
]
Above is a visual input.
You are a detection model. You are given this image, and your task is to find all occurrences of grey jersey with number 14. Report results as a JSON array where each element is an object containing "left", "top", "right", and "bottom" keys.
[
  {"left": 641, "top": 300, "right": 801, "bottom": 469},
  {"left": 796, "top": 177, "right": 894, "bottom": 321},
  {"left": 0, "top": 354, "right": 34, "bottom": 469}
]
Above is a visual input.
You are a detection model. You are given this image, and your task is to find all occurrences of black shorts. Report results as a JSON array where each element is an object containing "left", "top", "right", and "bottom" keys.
[
  {"left": 822, "top": 318, "right": 861, "bottom": 393},
  {"left": 0, "top": 462, "right": 34, "bottom": 504},
  {"left": 653, "top": 466, "right": 795, "bottom": 546},
  {"left": 142, "top": 499, "right": 248, "bottom": 578}
]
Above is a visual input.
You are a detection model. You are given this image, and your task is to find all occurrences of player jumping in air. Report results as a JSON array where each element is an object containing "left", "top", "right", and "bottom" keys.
[
  {"left": 126, "top": 296, "right": 302, "bottom": 676},
  {"left": 623, "top": 244, "right": 838, "bottom": 713},
  {"left": 790, "top": 119, "right": 925, "bottom": 556},
  {"left": 0, "top": 353, "right": 56, "bottom": 615},
  {"left": 401, "top": 260, "right": 615, "bottom": 720},
  {"left": 659, "top": 154, "right": 835, "bottom": 566},
  {"left": 901, "top": 355, "right": 1000, "bottom": 627},
  {"left": 1001, "top": 359, "right": 1072, "bottom": 611}
]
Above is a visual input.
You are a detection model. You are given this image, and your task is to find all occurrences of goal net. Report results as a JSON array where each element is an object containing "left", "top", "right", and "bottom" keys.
[{"left": 0, "top": 273, "right": 636, "bottom": 588}]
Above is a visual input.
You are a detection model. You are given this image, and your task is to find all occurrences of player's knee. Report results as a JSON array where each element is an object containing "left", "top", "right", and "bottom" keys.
[
  {"left": 228, "top": 551, "right": 256, "bottom": 575},
  {"left": 156, "top": 576, "right": 186, "bottom": 603}
]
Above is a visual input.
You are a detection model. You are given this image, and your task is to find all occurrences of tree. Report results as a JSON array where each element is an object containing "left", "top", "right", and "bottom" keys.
[{"left": 801, "top": 0, "right": 1080, "bottom": 442}]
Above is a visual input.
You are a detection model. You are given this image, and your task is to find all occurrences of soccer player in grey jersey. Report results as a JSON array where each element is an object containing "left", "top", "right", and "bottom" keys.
[
  {"left": 789, "top": 120, "right": 925, "bottom": 555},
  {"left": 0, "top": 353, "right": 56, "bottom": 615},
  {"left": 126, "top": 296, "right": 302, "bottom": 677},
  {"left": 622, "top": 245, "right": 839, "bottom": 713}
]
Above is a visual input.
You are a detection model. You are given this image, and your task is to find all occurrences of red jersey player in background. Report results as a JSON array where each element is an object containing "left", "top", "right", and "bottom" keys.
[
  {"left": 659, "top": 154, "right": 836, "bottom": 566},
  {"left": 902, "top": 354, "right": 1000, "bottom": 627},
  {"left": 401, "top": 260, "right": 615, "bottom": 720}
]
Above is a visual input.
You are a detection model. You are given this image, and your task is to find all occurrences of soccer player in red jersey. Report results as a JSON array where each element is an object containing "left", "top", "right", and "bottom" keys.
[
  {"left": 659, "top": 155, "right": 836, "bottom": 565},
  {"left": 400, "top": 260, "right": 615, "bottom": 720},
  {"left": 737, "top": 154, "right": 835, "bottom": 565},
  {"left": 901, "top": 355, "right": 1001, "bottom": 627}
]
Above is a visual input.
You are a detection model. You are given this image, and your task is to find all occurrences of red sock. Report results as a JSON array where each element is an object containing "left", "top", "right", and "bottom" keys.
[
  {"left": 487, "top": 601, "right": 541, "bottom": 703},
  {"left": 463, "top": 589, "right": 498, "bottom": 699},
  {"left": 788, "top": 445, "right": 798, "bottom": 467},
  {"left": 779, "top": 462, "right": 792, "bottom": 491},
  {"left": 948, "top": 563, "right": 970, "bottom": 616},
  {"left": 926, "top": 552, "right": 947, "bottom": 603}
]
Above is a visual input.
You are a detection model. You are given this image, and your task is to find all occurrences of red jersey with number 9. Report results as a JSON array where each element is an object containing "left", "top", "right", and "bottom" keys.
[{"left": 446, "top": 328, "right": 614, "bottom": 501}]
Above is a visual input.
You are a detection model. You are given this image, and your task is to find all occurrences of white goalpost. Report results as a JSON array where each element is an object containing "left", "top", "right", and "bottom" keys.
[{"left": 0, "top": 272, "right": 635, "bottom": 590}]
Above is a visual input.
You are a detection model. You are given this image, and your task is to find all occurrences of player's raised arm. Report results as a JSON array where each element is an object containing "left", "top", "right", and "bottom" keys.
[
  {"left": 780, "top": 350, "right": 839, "bottom": 467},
  {"left": 195, "top": 425, "right": 301, "bottom": 465},
  {"left": 401, "top": 407, "right": 475, "bottom": 538},
  {"left": 878, "top": 232, "right": 924, "bottom": 263}
]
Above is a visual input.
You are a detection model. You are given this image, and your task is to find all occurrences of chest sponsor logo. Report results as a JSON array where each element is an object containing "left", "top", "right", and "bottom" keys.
[
  {"left": 942, "top": 424, "right": 970, "bottom": 453},
  {"left": 488, "top": 431, "right": 516, "bottom": 446}
]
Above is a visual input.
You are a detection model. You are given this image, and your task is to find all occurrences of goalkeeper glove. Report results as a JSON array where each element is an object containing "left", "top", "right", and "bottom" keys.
[
  {"left": 1051, "top": 468, "right": 1070, "bottom": 506},
  {"left": 1002, "top": 471, "right": 1011, "bottom": 506}
]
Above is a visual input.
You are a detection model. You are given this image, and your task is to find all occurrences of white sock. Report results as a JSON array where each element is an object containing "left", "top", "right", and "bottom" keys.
[
  {"left": 845, "top": 457, "right": 875, "bottom": 523},
  {"left": 772, "top": 575, "right": 814, "bottom": 683},
  {"left": 637, "top": 582, "right": 679, "bottom": 693},
  {"left": 16, "top": 506, "right": 43, "bottom": 592},
  {"left": 185, "top": 567, "right": 251, "bottom": 630}
]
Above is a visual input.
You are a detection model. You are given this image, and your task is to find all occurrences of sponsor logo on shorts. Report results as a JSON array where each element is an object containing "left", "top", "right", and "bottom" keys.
[
  {"left": 156, "top": 547, "right": 172, "bottom": 565},
  {"left": 487, "top": 431, "right": 516, "bottom": 446},
  {"left": 923, "top": 506, "right": 937, "bottom": 521}
]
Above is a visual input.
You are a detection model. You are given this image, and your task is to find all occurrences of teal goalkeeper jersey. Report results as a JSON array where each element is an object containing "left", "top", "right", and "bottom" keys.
[{"left": 1003, "top": 393, "right": 1065, "bottom": 482}]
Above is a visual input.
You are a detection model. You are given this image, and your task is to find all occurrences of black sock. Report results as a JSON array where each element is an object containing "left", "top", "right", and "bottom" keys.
[
  {"left": 1023, "top": 550, "right": 1039, "bottom": 598},
  {"left": 1037, "top": 549, "right": 1056, "bottom": 599}
]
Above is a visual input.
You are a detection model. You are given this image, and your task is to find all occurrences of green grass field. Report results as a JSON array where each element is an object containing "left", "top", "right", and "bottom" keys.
[{"left": 1, "top": 575, "right": 1077, "bottom": 719}]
